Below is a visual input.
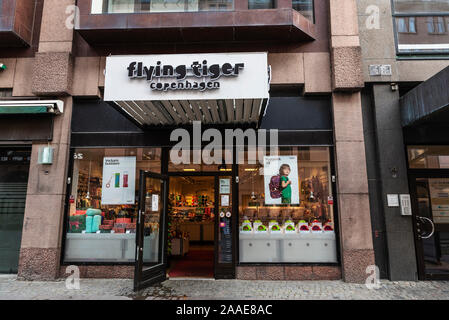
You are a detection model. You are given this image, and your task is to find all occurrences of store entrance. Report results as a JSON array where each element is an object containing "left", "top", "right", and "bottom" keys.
[
  {"left": 410, "top": 174, "right": 449, "bottom": 280},
  {"left": 166, "top": 174, "right": 235, "bottom": 279},
  {"left": 167, "top": 176, "right": 215, "bottom": 278}
]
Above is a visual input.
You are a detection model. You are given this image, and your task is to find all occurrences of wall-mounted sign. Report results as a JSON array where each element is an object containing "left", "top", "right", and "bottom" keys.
[
  {"left": 387, "top": 194, "right": 399, "bottom": 207},
  {"left": 101, "top": 157, "right": 136, "bottom": 205},
  {"left": 400, "top": 194, "right": 412, "bottom": 216},
  {"left": 104, "top": 52, "right": 269, "bottom": 101}
]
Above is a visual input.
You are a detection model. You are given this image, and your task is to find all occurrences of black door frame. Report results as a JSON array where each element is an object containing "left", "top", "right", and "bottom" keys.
[
  {"left": 409, "top": 169, "right": 449, "bottom": 280},
  {"left": 166, "top": 171, "right": 237, "bottom": 279},
  {"left": 134, "top": 170, "right": 169, "bottom": 291}
]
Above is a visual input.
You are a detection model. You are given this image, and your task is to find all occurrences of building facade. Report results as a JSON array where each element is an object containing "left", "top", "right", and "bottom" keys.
[
  {"left": 357, "top": 0, "right": 449, "bottom": 281},
  {"left": 1, "top": 0, "right": 375, "bottom": 286}
]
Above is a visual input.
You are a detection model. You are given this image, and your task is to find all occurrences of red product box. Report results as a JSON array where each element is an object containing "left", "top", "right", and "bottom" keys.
[
  {"left": 103, "top": 220, "right": 114, "bottom": 225},
  {"left": 99, "top": 225, "right": 113, "bottom": 230},
  {"left": 113, "top": 228, "right": 125, "bottom": 234},
  {"left": 125, "top": 223, "right": 136, "bottom": 229},
  {"left": 114, "top": 223, "right": 128, "bottom": 229}
]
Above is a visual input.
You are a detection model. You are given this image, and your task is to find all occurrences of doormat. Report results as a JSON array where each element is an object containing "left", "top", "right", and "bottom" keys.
[{"left": 168, "top": 250, "right": 214, "bottom": 278}]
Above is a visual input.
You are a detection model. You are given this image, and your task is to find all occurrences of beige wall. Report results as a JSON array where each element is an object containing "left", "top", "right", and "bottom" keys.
[{"left": 357, "top": 0, "right": 449, "bottom": 83}]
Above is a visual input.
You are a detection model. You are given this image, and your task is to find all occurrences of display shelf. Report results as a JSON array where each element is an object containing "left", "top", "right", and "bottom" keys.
[
  {"left": 239, "top": 231, "right": 336, "bottom": 240},
  {"left": 172, "top": 206, "right": 214, "bottom": 210}
]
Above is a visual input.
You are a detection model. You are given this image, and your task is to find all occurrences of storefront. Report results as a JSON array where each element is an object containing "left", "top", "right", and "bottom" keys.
[
  {"left": 62, "top": 52, "right": 340, "bottom": 289},
  {"left": 401, "top": 66, "right": 449, "bottom": 280}
]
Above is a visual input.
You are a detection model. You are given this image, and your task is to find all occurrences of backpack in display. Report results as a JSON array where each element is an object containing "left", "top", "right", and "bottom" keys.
[{"left": 269, "top": 175, "right": 281, "bottom": 199}]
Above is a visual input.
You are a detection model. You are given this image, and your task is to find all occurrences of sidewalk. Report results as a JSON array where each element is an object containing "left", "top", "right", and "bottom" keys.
[{"left": 1, "top": 274, "right": 449, "bottom": 300}]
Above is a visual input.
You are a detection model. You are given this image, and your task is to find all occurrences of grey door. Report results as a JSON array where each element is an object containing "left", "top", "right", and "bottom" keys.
[{"left": 0, "top": 148, "right": 31, "bottom": 273}]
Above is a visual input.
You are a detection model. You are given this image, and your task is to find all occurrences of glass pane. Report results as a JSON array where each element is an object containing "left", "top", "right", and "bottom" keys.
[
  {"left": 292, "top": 0, "right": 314, "bottom": 22},
  {"left": 91, "top": 0, "right": 234, "bottom": 13},
  {"left": 64, "top": 148, "right": 161, "bottom": 262},
  {"left": 415, "top": 178, "right": 449, "bottom": 275},
  {"left": 396, "top": 16, "right": 449, "bottom": 53},
  {"left": 238, "top": 147, "right": 337, "bottom": 263},
  {"left": 0, "top": 147, "right": 30, "bottom": 273},
  {"left": 394, "top": 0, "right": 449, "bottom": 13},
  {"left": 218, "top": 177, "right": 232, "bottom": 263},
  {"left": 408, "top": 146, "right": 449, "bottom": 169},
  {"left": 248, "top": 0, "right": 275, "bottom": 9},
  {"left": 142, "top": 176, "right": 163, "bottom": 269}
]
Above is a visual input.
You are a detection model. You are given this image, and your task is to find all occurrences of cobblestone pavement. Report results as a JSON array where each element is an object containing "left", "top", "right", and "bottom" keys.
[{"left": 1, "top": 274, "right": 449, "bottom": 300}]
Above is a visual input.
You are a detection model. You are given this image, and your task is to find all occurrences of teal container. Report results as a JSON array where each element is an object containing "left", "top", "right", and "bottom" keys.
[
  {"left": 86, "top": 208, "right": 101, "bottom": 216},
  {"left": 85, "top": 215, "right": 93, "bottom": 233},
  {"left": 92, "top": 215, "right": 102, "bottom": 233}
]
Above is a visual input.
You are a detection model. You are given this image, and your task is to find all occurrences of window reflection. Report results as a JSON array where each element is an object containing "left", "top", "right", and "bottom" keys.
[
  {"left": 91, "top": 0, "right": 234, "bottom": 13},
  {"left": 393, "top": 1, "right": 449, "bottom": 53}
]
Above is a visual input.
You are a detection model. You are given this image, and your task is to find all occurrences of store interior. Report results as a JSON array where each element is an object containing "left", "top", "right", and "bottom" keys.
[{"left": 167, "top": 176, "right": 215, "bottom": 278}]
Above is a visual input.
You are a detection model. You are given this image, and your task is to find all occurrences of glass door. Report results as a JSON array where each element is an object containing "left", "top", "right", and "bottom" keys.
[
  {"left": 411, "top": 176, "right": 449, "bottom": 280},
  {"left": 214, "top": 175, "right": 235, "bottom": 278},
  {"left": 134, "top": 171, "right": 168, "bottom": 291}
]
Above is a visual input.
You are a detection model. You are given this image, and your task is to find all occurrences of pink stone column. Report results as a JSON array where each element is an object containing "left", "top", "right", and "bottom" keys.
[
  {"left": 18, "top": 0, "right": 75, "bottom": 280},
  {"left": 329, "top": 0, "right": 374, "bottom": 283}
]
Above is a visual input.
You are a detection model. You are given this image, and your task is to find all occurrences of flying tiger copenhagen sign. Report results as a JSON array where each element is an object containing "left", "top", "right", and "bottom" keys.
[{"left": 104, "top": 52, "right": 269, "bottom": 101}]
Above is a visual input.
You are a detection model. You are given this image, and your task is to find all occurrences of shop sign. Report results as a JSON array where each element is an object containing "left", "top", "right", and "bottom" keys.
[
  {"left": 104, "top": 53, "right": 269, "bottom": 101},
  {"left": 101, "top": 157, "right": 136, "bottom": 205}
]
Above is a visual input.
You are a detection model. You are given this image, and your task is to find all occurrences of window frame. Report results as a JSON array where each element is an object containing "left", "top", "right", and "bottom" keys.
[{"left": 391, "top": 0, "right": 449, "bottom": 58}]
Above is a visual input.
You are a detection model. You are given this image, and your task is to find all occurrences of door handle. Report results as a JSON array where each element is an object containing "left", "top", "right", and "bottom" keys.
[{"left": 416, "top": 216, "right": 435, "bottom": 239}]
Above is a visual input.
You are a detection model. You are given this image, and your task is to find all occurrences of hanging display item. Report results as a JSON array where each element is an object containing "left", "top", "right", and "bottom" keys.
[
  {"left": 263, "top": 155, "right": 300, "bottom": 205},
  {"left": 101, "top": 156, "right": 136, "bottom": 205}
]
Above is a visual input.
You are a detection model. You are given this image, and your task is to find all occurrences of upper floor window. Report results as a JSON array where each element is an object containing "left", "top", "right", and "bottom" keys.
[
  {"left": 393, "top": 0, "right": 449, "bottom": 54},
  {"left": 397, "top": 16, "right": 417, "bottom": 33},
  {"left": 248, "top": 0, "right": 275, "bottom": 9},
  {"left": 91, "top": 0, "right": 234, "bottom": 14},
  {"left": 292, "top": 0, "right": 314, "bottom": 22}
]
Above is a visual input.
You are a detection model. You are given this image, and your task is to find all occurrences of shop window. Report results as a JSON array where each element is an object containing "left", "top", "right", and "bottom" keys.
[
  {"left": 91, "top": 0, "right": 234, "bottom": 13},
  {"left": 408, "top": 146, "right": 449, "bottom": 169},
  {"left": 393, "top": 1, "right": 449, "bottom": 54},
  {"left": 238, "top": 147, "right": 337, "bottom": 263},
  {"left": 292, "top": 0, "right": 314, "bottom": 22},
  {"left": 64, "top": 148, "right": 161, "bottom": 263}
]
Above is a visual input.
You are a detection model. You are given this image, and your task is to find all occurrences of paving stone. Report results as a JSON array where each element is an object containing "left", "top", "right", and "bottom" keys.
[{"left": 0, "top": 275, "right": 449, "bottom": 300}]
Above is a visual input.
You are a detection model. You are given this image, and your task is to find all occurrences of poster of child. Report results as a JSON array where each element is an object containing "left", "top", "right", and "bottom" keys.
[{"left": 263, "top": 155, "right": 300, "bottom": 205}]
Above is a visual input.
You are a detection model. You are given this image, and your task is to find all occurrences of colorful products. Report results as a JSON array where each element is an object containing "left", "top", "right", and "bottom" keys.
[
  {"left": 123, "top": 171, "right": 129, "bottom": 188},
  {"left": 114, "top": 173, "right": 120, "bottom": 188}
]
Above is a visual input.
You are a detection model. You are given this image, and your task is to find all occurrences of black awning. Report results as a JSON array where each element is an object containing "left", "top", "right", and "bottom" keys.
[{"left": 401, "top": 66, "right": 449, "bottom": 127}]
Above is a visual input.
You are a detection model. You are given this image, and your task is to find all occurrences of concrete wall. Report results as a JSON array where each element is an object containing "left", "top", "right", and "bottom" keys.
[
  {"left": 357, "top": 0, "right": 449, "bottom": 83},
  {"left": 362, "top": 85, "right": 418, "bottom": 280}
]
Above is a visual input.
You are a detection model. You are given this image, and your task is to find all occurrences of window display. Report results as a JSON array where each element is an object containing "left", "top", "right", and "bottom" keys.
[
  {"left": 238, "top": 147, "right": 337, "bottom": 263},
  {"left": 64, "top": 148, "right": 161, "bottom": 262}
]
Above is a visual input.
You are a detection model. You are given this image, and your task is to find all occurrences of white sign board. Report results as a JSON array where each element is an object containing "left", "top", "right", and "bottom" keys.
[
  {"left": 219, "top": 178, "right": 231, "bottom": 194},
  {"left": 263, "top": 155, "right": 300, "bottom": 205},
  {"left": 400, "top": 194, "right": 412, "bottom": 216},
  {"left": 101, "top": 157, "right": 136, "bottom": 205},
  {"left": 387, "top": 194, "right": 399, "bottom": 207},
  {"left": 104, "top": 52, "right": 269, "bottom": 101}
]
